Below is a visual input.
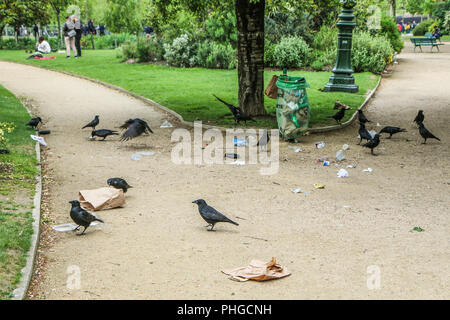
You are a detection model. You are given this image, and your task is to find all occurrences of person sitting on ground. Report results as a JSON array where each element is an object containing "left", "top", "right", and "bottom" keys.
[
  {"left": 432, "top": 26, "right": 442, "bottom": 41},
  {"left": 36, "top": 36, "right": 51, "bottom": 54}
]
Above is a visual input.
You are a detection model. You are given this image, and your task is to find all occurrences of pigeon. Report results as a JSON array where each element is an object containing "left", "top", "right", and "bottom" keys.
[
  {"left": 413, "top": 110, "right": 424, "bottom": 125},
  {"left": 362, "top": 134, "right": 381, "bottom": 155},
  {"left": 69, "top": 200, "right": 104, "bottom": 235},
  {"left": 119, "top": 118, "right": 153, "bottom": 141},
  {"left": 357, "top": 109, "right": 371, "bottom": 124},
  {"left": 256, "top": 129, "right": 270, "bottom": 150},
  {"left": 213, "top": 94, "right": 256, "bottom": 124},
  {"left": 26, "top": 117, "right": 42, "bottom": 129},
  {"left": 82, "top": 115, "right": 99, "bottom": 130},
  {"left": 379, "top": 126, "right": 407, "bottom": 138},
  {"left": 192, "top": 199, "right": 239, "bottom": 231},
  {"left": 358, "top": 123, "right": 372, "bottom": 145},
  {"left": 107, "top": 178, "right": 132, "bottom": 193},
  {"left": 331, "top": 108, "right": 348, "bottom": 124},
  {"left": 418, "top": 122, "right": 440, "bottom": 144},
  {"left": 91, "top": 129, "right": 119, "bottom": 141}
]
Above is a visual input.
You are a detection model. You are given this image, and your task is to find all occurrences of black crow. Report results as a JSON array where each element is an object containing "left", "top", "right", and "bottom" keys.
[
  {"left": 213, "top": 94, "right": 256, "bottom": 124},
  {"left": 358, "top": 109, "right": 371, "bottom": 124},
  {"left": 192, "top": 199, "right": 239, "bottom": 231},
  {"left": 69, "top": 200, "right": 104, "bottom": 235},
  {"left": 358, "top": 123, "right": 372, "bottom": 145},
  {"left": 413, "top": 110, "right": 424, "bottom": 125},
  {"left": 107, "top": 178, "right": 132, "bottom": 193},
  {"left": 82, "top": 115, "right": 99, "bottom": 130},
  {"left": 362, "top": 134, "right": 381, "bottom": 155},
  {"left": 26, "top": 117, "right": 42, "bottom": 129},
  {"left": 91, "top": 129, "right": 119, "bottom": 141},
  {"left": 379, "top": 126, "right": 407, "bottom": 139},
  {"left": 418, "top": 122, "right": 440, "bottom": 144},
  {"left": 119, "top": 118, "right": 153, "bottom": 141},
  {"left": 331, "top": 108, "right": 347, "bottom": 124}
]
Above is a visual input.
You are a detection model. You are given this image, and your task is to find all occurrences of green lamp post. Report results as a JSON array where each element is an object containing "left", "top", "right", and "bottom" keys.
[{"left": 324, "top": 0, "right": 359, "bottom": 93}]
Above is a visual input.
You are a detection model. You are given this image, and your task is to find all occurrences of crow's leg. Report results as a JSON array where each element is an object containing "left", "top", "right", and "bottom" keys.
[
  {"left": 72, "top": 225, "right": 80, "bottom": 232},
  {"left": 388, "top": 134, "right": 392, "bottom": 139},
  {"left": 422, "top": 139, "right": 427, "bottom": 144},
  {"left": 208, "top": 224, "right": 216, "bottom": 231},
  {"left": 204, "top": 224, "right": 212, "bottom": 228},
  {"left": 101, "top": 137, "right": 106, "bottom": 141},
  {"left": 358, "top": 138, "right": 361, "bottom": 145},
  {"left": 77, "top": 226, "right": 88, "bottom": 236}
]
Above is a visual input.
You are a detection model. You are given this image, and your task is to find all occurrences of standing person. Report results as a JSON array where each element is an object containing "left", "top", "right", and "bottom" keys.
[
  {"left": 73, "top": 16, "right": 82, "bottom": 57},
  {"left": 99, "top": 24, "right": 105, "bottom": 36},
  {"left": 33, "top": 25, "right": 39, "bottom": 41},
  {"left": 88, "top": 19, "right": 96, "bottom": 35},
  {"left": 63, "top": 16, "right": 78, "bottom": 58},
  {"left": 397, "top": 23, "right": 402, "bottom": 34}
]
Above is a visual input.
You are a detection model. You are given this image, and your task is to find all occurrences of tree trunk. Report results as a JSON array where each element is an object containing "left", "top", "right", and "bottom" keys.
[
  {"left": 57, "top": 11, "right": 62, "bottom": 48},
  {"left": 114, "top": 33, "right": 117, "bottom": 48},
  {"left": 235, "top": 0, "right": 266, "bottom": 116},
  {"left": 390, "top": 0, "right": 396, "bottom": 19}
]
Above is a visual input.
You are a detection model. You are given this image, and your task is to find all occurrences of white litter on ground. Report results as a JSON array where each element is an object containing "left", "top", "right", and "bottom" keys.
[
  {"left": 291, "top": 188, "right": 302, "bottom": 193},
  {"left": 51, "top": 222, "right": 102, "bottom": 232},
  {"left": 160, "top": 120, "right": 173, "bottom": 128},
  {"left": 30, "top": 135, "right": 47, "bottom": 146},
  {"left": 315, "top": 141, "right": 326, "bottom": 149},
  {"left": 337, "top": 169, "right": 349, "bottom": 178},
  {"left": 288, "top": 146, "right": 302, "bottom": 152},
  {"left": 342, "top": 144, "right": 349, "bottom": 150},
  {"left": 131, "top": 151, "right": 155, "bottom": 160},
  {"left": 336, "top": 149, "right": 345, "bottom": 161},
  {"left": 347, "top": 165, "right": 356, "bottom": 168},
  {"left": 229, "top": 160, "right": 245, "bottom": 166},
  {"left": 234, "top": 138, "right": 248, "bottom": 147},
  {"left": 363, "top": 168, "right": 373, "bottom": 172}
]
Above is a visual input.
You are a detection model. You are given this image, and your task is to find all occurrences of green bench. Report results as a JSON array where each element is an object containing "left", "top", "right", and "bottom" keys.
[{"left": 410, "top": 37, "right": 444, "bottom": 52}]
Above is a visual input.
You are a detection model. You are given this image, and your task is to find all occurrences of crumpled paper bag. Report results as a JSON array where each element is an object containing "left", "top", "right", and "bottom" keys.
[
  {"left": 79, "top": 187, "right": 125, "bottom": 211},
  {"left": 221, "top": 257, "right": 291, "bottom": 282}
]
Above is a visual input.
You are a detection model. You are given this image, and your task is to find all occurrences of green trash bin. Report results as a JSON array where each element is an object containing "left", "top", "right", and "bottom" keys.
[{"left": 275, "top": 75, "right": 310, "bottom": 141}]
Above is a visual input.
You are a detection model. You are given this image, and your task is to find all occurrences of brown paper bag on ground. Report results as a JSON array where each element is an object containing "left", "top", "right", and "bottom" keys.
[
  {"left": 221, "top": 257, "right": 291, "bottom": 282},
  {"left": 265, "top": 75, "right": 279, "bottom": 99},
  {"left": 79, "top": 187, "right": 125, "bottom": 211}
]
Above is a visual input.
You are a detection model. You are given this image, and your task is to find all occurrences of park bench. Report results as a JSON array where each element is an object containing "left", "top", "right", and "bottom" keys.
[{"left": 410, "top": 37, "right": 444, "bottom": 52}]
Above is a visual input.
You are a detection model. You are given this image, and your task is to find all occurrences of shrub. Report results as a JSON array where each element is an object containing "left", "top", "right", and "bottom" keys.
[
  {"left": 264, "top": 39, "right": 277, "bottom": 67},
  {"left": 205, "top": 12, "right": 237, "bottom": 46},
  {"left": 352, "top": 32, "right": 394, "bottom": 73},
  {"left": 412, "top": 19, "right": 435, "bottom": 36},
  {"left": 120, "top": 41, "right": 137, "bottom": 61},
  {"left": 379, "top": 16, "right": 404, "bottom": 53},
  {"left": 0, "top": 37, "right": 35, "bottom": 50},
  {"left": 82, "top": 33, "right": 137, "bottom": 49},
  {"left": 443, "top": 11, "right": 450, "bottom": 34},
  {"left": 137, "top": 38, "right": 164, "bottom": 63},
  {"left": 196, "top": 41, "right": 236, "bottom": 69},
  {"left": 312, "top": 25, "right": 337, "bottom": 52},
  {"left": 310, "top": 49, "right": 336, "bottom": 70},
  {"left": 163, "top": 34, "right": 197, "bottom": 67},
  {"left": 274, "top": 36, "right": 311, "bottom": 68}
]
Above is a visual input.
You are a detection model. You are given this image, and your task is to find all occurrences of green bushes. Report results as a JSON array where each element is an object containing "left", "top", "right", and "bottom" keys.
[
  {"left": 163, "top": 34, "right": 197, "bottom": 67},
  {"left": 380, "top": 16, "right": 404, "bottom": 53},
  {"left": 136, "top": 38, "right": 164, "bottom": 62},
  {"left": 352, "top": 32, "right": 393, "bottom": 73},
  {"left": 273, "top": 36, "right": 310, "bottom": 68},
  {"left": 412, "top": 19, "right": 435, "bottom": 36},
  {"left": 196, "top": 41, "right": 236, "bottom": 69},
  {"left": 0, "top": 37, "right": 35, "bottom": 50},
  {"left": 119, "top": 41, "right": 137, "bottom": 61}
]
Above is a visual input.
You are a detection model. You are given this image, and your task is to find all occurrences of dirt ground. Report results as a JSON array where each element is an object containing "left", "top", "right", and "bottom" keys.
[{"left": 0, "top": 41, "right": 448, "bottom": 299}]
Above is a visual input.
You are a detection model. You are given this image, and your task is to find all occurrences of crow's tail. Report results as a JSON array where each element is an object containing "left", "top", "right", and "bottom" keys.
[
  {"left": 227, "top": 218, "right": 239, "bottom": 226},
  {"left": 94, "top": 217, "right": 104, "bottom": 223}
]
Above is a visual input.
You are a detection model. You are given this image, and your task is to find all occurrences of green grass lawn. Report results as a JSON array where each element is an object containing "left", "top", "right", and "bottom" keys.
[
  {"left": 0, "top": 50, "right": 379, "bottom": 128},
  {"left": 0, "top": 85, "right": 38, "bottom": 300}
]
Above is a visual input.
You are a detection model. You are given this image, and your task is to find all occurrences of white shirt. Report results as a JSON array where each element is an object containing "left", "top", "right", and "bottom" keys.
[{"left": 37, "top": 40, "right": 51, "bottom": 54}]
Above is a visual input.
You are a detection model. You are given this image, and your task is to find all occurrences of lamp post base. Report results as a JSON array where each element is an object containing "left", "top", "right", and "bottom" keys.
[{"left": 324, "top": 74, "right": 359, "bottom": 93}]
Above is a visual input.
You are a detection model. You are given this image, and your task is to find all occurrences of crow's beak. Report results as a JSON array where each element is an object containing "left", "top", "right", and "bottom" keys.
[{"left": 192, "top": 200, "right": 197, "bottom": 204}]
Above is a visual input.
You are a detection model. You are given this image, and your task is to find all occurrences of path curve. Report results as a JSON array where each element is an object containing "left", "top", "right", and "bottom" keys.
[{"left": 0, "top": 41, "right": 448, "bottom": 299}]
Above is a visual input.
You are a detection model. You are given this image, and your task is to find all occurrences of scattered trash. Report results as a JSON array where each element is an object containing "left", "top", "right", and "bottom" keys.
[
  {"left": 234, "top": 138, "right": 248, "bottom": 147},
  {"left": 342, "top": 144, "right": 349, "bottom": 150},
  {"left": 229, "top": 160, "right": 245, "bottom": 166},
  {"left": 363, "top": 168, "right": 373, "bottom": 172},
  {"left": 336, "top": 149, "right": 345, "bottom": 161},
  {"left": 412, "top": 227, "right": 425, "bottom": 232},
  {"left": 347, "top": 165, "right": 356, "bottom": 168},
  {"left": 79, "top": 187, "right": 125, "bottom": 211},
  {"left": 376, "top": 123, "right": 381, "bottom": 127},
  {"left": 317, "top": 156, "right": 329, "bottom": 162},
  {"left": 160, "top": 120, "right": 173, "bottom": 128},
  {"left": 369, "top": 130, "right": 376, "bottom": 139},
  {"left": 224, "top": 153, "right": 239, "bottom": 159},
  {"left": 315, "top": 141, "right": 326, "bottom": 149},
  {"left": 272, "top": 182, "right": 280, "bottom": 185},
  {"left": 51, "top": 222, "right": 102, "bottom": 232},
  {"left": 323, "top": 161, "right": 330, "bottom": 166},
  {"left": 314, "top": 184, "right": 325, "bottom": 189},
  {"left": 221, "top": 257, "right": 291, "bottom": 282},
  {"left": 288, "top": 146, "right": 302, "bottom": 152},
  {"left": 291, "top": 188, "right": 302, "bottom": 194},
  {"left": 131, "top": 151, "right": 155, "bottom": 160},
  {"left": 337, "top": 169, "right": 349, "bottom": 178},
  {"left": 343, "top": 205, "right": 351, "bottom": 209},
  {"left": 30, "top": 135, "right": 47, "bottom": 146}
]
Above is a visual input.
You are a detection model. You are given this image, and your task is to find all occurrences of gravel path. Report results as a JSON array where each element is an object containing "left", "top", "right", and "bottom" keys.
[{"left": 0, "top": 41, "right": 448, "bottom": 299}]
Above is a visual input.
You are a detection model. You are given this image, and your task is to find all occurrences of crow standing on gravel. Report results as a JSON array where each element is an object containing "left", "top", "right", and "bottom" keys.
[
  {"left": 26, "top": 117, "right": 42, "bottom": 129},
  {"left": 82, "top": 115, "right": 99, "bottom": 130},
  {"left": 413, "top": 110, "right": 424, "bottom": 125},
  {"left": 357, "top": 109, "right": 371, "bottom": 124},
  {"left": 192, "top": 199, "right": 239, "bottom": 231},
  {"left": 119, "top": 118, "right": 153, "bottom": 141},
  {"left": 69, "top": 200, "right": 104, "bottom": 235},
  {"left": 379, "top": 126, "right": 407, "bottom": 139},
  {"left": 91, "top": 129, "right": 119, "bottom": 141},
  {"left": 418, "top": 122, "right": 440, "bottom": 144},
  {"left": 362, "top": 134, "right": 381, "bottom": 155},
  {"left": 331, "top": 108, "right": 348, "bottom": 124},
  {"left": 107, "top": 178, "right": 133, "bottom": 193},
  {"left": 358, "top": 123, "right": 372, "bottom": 145},
  {"left": 213, "top": 94, "right": 256, "bottom": 124}
]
